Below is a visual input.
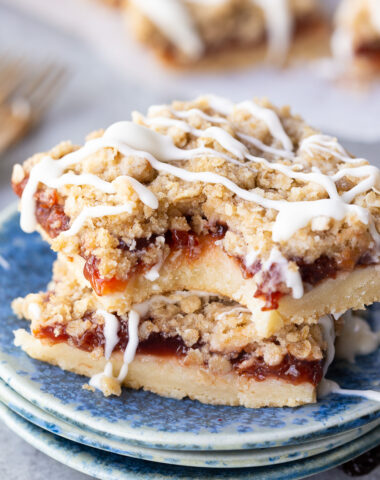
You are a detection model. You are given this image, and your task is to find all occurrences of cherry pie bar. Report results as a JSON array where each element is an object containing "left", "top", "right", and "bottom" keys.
[
  {"left": 124, "top": 0, "right": 327, "bottom": 67},
  {"left": 332, "top": 0, "right": 380, "bottom": 77},
  {"left": 13, "top": 263, "right": 327, "bottom": 407},
  {"left": 11, "top": 94, "right": 380, "bottom": 407}
]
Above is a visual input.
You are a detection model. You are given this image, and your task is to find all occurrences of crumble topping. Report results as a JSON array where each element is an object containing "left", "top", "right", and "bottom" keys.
[{"left": 12, "top": 95, "right": 380, "bottom": 304}]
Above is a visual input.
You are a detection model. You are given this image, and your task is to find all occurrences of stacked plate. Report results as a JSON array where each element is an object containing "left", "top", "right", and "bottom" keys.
[{"left": 0, "top": 205, "right": 379, "bottom": 479}]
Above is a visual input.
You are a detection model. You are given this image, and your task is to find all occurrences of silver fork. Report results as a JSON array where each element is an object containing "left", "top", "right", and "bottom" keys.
[{"left": 0, "top": 53, "right": 68, "bottom": 155}]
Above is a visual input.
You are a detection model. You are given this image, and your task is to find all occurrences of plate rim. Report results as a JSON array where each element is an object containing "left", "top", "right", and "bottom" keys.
[
  {"left": 0, "top": 401, "right": 379, "bottom": 480},
  {"left": 1, "top": 377, "right": 378, "bottom": 469}
]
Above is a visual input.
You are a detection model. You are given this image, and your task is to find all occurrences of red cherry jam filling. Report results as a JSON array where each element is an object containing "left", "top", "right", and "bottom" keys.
[
  {"left": 35, "top": 313, "right": 322, "bottom": 386},
  {"left": 83, "top": 256, "right": 128, "bottom": 296},
  {"left": 83, "top": 225, "right": 227, "bottom": 296},
  {"left": 233, "top": 352, "right": 323, "bottom": 386},
  {"left": 12, "top": 178, "right": 70, "bottom": 239}
]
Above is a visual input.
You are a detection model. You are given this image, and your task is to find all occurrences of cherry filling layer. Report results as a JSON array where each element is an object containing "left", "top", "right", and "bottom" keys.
[
  {"left": 83, "top": 226, "right": 227, "bottom": 295},
  {"left": 355, "top": 40, "right": 380, "bottom": 64},
  {"left": 13, "top": 178, "right": 70, "bottom": 238},
  {"left": 34, "top": 316, "right": 323, "bottom": 386}
]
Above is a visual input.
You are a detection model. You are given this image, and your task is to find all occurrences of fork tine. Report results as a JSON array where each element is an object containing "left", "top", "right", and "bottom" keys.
[
  {"left": 0, "top": 53, "right": 68, "bottom": 155},
  {"left": 29, "top": 64, "right": 66, "bottom": 101},
  {"left": 0, "top": 56, "right": 25, "bottom": 102},
  {"left": 29, "top": 65, "right": 67, "bottom": 106},
  {"left": 28, "top": 67, "right": 68, "bottom": 123},
  {"left": 14, "top": 61, "right": 55, "bottom": 100}
]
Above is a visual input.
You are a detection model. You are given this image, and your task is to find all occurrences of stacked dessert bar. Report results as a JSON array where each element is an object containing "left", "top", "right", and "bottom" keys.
[
  {"left": 11, "top": 95, "right": 380, "bottom": 407},
  {"left": 125, "top": 0, "right": 327, "bottom": 66}
]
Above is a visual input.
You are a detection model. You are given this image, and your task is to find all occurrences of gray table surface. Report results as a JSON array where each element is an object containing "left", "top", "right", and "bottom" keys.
[{"left": 0, "top": 2, "right": 379, "bottom": 479}]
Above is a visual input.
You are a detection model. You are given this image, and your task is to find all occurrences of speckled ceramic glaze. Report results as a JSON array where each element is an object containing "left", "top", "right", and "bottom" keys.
[
  {"left": 0, "top": 204, "right": 379, "bottom": 451},
  {"left": 1, "top": 378, "right": 378, "bottom": 469},
  {"left": 1, "top": 401, "right": 380, "bottom": 480}
]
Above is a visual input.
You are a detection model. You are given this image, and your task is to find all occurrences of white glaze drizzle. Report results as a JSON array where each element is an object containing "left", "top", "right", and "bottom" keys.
[
  {"left": 89, "top": 309, "right": 140, "bottom": 392},
  {"left": 89, "top": 361, "right": 114, "bottom": 391},
  {"left": 319, "top": 380, "right": 380, "bottom": 402},
  {"left": 333, "top": 165, "right": 380, "bottom": 203},
  {"left": 18, "top": 97, "right": 380, "bottom": 299},
  {"left": 300, "top": 135, "right": 349, "bottom": 162},
  {"left": 331, "top": 27, "right": 354, "bottom": 65},
  {"left": 244, "top": 249, "right": 259, "bottom": 269},
  {"left": 19, "top": 132, "right": 377, "bottom": 244},
  {"left": 216, "top": 306, "right": 251, "bottom": 321},
  {"left": 144, "top": 263, "right": 162, "bottom": 281},
  {"left": 129, "top": 0, "right": 203, "bottom": 59},
  {"left": 319, "top": 315, "right": 336, "bottom": 376},
  {"left": 253, "top": 0, "right": 292, "bottom": 63},
  {"left": 243, "top": 247, "right": 303, "bottom": 297},
  {"left": 117, "top": 310, "right": 140, "bottom": 382},
  {"left": 205, "top": 95, "right": 293, "bottom": 151},
  {"left": 318, "top": 314, "right": 380, "bottom": 402},
  {"left": 20, "top": 144, "right": 157, "bottom": 234},
  {"left": 263, "top": 248, "right": 304, "bottom": 299},
  {"left": 96, "top": 310, "right": 120, "bottom": 360},
  {"left": 335, "top": 311, "right": 380, "bottom": 363},
  {"left": 239, "top": 244, "right": 304, "bottom": 298},
  {"left": 62, "top": 203, "right": 134, "bottom": 237},
  {"left": 19, "top": 134, "right": 376, "bottom": 243},
  {"left": 144, "top": 112, "right": 345, "bottom": 200},
  {"left": 133, "top": 290, "right": 213, "bottom": 317},
  {"left": 151, "top": 106, "right": 228, "bottom": 125},
  {"left": 27, "top": 303, "right": 41, "bottom": 322},
  {"left": 238, "top": 100, "right": 293, "bottom": 152},
  {"left": 89, "top": 291, "right": 213, "bottom": 393},
  {"left": 237, "top": 132, "right": 294, "bottom": 159},
  {"left": 143, "top": 236, "right": 166, "bottom": 281}
]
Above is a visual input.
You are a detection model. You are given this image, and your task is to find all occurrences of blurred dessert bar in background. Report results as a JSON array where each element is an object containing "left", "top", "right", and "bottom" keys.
[
  {"left": 124, "top": 0, "right": 328, "bottom": 67},
  {"left": 332, "top": 0, "right": 380, "bottom": 77}
]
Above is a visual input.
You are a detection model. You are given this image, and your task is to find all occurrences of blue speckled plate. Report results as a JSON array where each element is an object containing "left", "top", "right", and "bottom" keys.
[
  {"left": 0, "top": 204, "right": 379, "bottom": 451},
  {"left": 1, "top": 402, "right": 380, "bottom": 480},
  {"left": 1, "top": 378, "right": 378, "bottom": 469}
]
